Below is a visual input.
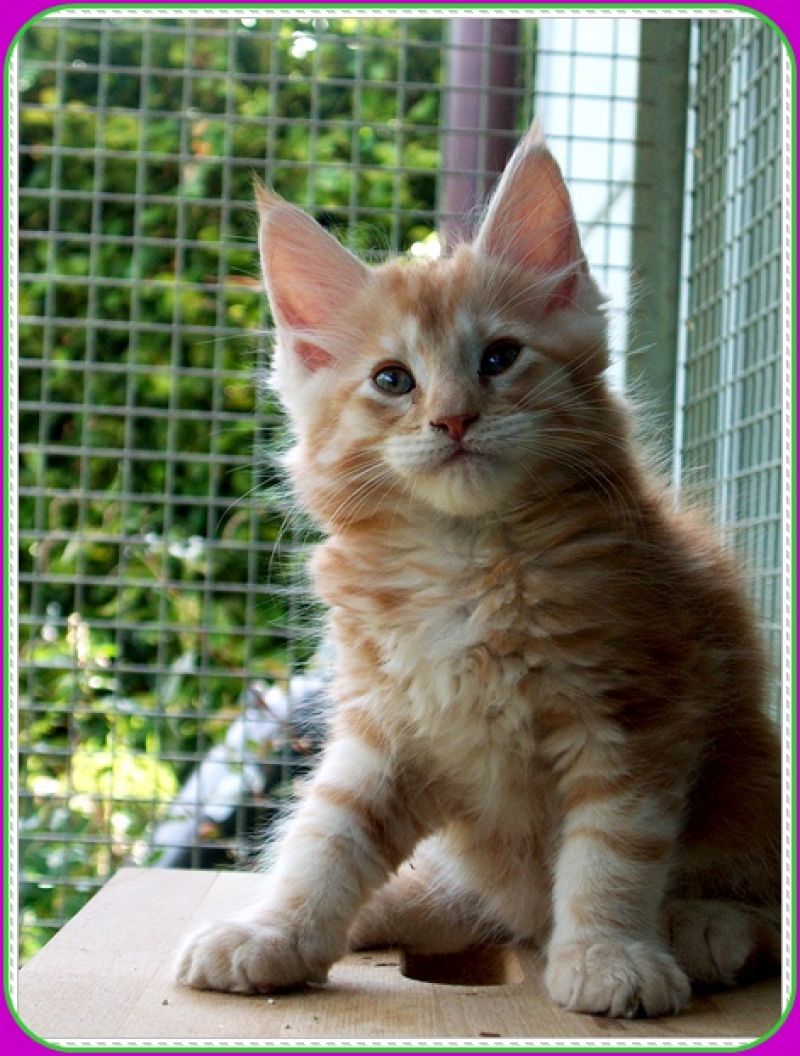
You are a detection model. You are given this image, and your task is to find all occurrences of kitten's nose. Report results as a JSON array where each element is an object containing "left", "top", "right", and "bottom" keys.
[{"left": 430, "top": 413, "right": 479, "bottom": 442}]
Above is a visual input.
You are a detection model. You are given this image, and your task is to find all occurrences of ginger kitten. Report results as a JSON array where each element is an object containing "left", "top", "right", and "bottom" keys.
[{"left": 175, "top": 123, "right": 780, "bottom": 1018}]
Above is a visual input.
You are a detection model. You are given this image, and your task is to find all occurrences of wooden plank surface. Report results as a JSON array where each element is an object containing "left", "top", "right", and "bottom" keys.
[{"left": 17, "top": 868, "right": 783, "bottom": 1044}]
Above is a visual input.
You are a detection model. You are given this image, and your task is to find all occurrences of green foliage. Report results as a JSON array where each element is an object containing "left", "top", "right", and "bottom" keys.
[{"left": 17, "top": 15, "right": 450, "bottom": 962}]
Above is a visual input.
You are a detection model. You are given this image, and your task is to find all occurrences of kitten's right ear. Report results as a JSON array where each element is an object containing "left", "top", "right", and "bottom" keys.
[{"left": 255, "top": 180, "right": 370, "bottom": 370}]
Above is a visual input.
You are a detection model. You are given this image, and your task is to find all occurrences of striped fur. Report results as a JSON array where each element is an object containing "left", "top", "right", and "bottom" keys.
[{"left": 175, "top": 125, "right": 780, "bottom": 1017}]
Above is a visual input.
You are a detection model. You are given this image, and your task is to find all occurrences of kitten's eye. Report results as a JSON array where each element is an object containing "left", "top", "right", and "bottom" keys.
[
  {"left": 479, "top": 338, "right": 522, "bottom": 378},
  {"left": 372, "top": 364, "right": 416, "bottom": 396}
]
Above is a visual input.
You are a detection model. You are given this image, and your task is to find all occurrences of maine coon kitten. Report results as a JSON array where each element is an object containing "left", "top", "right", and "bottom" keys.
[{"left": 175, "top": 123, "right": 780, "bottom": 1018}]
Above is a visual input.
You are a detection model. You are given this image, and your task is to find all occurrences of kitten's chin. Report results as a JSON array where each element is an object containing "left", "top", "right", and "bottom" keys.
[{"left": 409, "top": 463, "right": 517, "bottom": 519}]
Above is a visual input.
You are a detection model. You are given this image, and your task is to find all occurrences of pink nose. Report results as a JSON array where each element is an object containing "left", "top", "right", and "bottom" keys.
[{"left": 430, "top": 413, "right": 479, "bottom": 442}]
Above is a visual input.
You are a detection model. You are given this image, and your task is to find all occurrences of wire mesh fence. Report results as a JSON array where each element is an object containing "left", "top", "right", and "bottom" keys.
[
  {"left": 15, "top": 12, "right": 783, "bottom": 963},
  {"left": 677, "top": 17, "right": 784, "bottom": 716}
]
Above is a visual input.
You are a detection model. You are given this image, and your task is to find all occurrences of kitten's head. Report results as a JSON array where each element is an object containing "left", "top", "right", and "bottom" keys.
[{"left": 258, "top": 123, "right": 610, "bottom": 526}]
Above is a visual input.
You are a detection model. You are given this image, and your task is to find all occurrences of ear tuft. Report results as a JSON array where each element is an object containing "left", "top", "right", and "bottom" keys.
[
  {"left": 253, "top": 176, "right": 284, "bottom": 213},
  {"left": 520, "top": 116, "right": 546, "bottom": 151}
]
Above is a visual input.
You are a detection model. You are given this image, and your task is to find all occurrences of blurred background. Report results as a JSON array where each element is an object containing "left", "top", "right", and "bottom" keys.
[{"left": 15, "top": 13, "right": 785, "bottom": 961}]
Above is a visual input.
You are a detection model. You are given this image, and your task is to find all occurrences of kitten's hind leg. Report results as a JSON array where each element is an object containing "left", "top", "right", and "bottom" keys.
[
  {"left": 348, "top": 860, "right": 497, "bottom": 955},
  {"left": 665, "top": 899, "right": 780, "bottom": 988}
]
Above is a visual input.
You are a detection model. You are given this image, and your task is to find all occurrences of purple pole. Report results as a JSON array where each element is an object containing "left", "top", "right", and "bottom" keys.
[{"left": 440, "top": 19, "right": 522, "bottom": 248}]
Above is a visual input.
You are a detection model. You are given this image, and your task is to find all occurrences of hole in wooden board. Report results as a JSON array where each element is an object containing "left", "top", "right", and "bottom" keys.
[{"left": 399, "top": 944, "right": 524, "bottom": 987}]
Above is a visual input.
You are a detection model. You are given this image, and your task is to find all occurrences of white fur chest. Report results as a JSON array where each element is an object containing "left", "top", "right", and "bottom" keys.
[
  {"left": 319, "top": 524, "right": 597, "bottom": 756},
  {"left": 320, "top": 529, "right": 586, "bottom": 821},
  {"left": 365, "top": 544, "right": 548, "bottom": 755}
]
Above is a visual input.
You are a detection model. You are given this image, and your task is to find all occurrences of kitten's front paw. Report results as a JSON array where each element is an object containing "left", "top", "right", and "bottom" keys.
[
  {"left": 546, "top": 939, "right": 690, "bottom": 1018},
  {"left": 175, "top": 920, "right": 329, "bottom": 994}
]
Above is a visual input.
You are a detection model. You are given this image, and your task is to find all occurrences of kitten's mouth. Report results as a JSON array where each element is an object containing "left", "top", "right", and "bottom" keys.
[
  {"left": 439, "top": 445, "right": 487, "bottom": 469},
  {"left": 445, "top": 448, "right": 470, "bottom": 463}
]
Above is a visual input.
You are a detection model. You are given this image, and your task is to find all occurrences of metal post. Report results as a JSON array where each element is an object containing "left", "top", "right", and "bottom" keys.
[
  {"left": 440, "top": 19, "right": 521, "bottom": 247},
  {"left": 625, "top": 20, "right": 691, "bottom": 460}
]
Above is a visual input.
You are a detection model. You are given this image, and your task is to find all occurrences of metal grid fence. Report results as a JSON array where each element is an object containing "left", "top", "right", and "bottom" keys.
[
  {"left": 15, "top": 12, "right": 783, "bottom": 963},
  {"left": 677, "top": 17, "right": 784, "bottom": 715}
]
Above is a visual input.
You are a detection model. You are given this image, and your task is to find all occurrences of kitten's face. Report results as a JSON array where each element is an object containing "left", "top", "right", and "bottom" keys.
[
  {"left": 301, "top": 253, "right": 605, "bottom": 520},
  {"left": 258, "top": 125, "right": 609, "bottom": 526}
]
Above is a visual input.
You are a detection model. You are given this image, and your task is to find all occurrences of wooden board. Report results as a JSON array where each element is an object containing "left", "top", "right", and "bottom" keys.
[{"left": 17, "top": 868, "right": 783, "bottom": 1044}]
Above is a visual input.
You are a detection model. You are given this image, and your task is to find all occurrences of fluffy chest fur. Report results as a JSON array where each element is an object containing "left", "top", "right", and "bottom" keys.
[{"left": 313, "top": 515, "right": 625, "bottom": 790}]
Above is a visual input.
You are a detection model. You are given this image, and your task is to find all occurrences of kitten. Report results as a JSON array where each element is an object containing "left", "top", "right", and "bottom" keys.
[{"left": 175, "top": 123, "right": 780, "bottom": 1018}]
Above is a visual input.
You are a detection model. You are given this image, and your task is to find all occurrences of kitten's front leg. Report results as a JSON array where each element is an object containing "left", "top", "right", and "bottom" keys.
[
  {"left": 545, "top": 770, "right": 690, "bottom": 1017},
  {"left": 176, "top": 710, "right": 427, "bottom": 994}
]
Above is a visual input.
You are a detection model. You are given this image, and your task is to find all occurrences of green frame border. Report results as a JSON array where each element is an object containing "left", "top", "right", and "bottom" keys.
[{"left": 3, "top": 3, "right": 796, "bottom": 1052}]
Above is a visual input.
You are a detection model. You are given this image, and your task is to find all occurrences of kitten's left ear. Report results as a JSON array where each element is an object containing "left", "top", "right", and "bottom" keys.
[
  {"left": 255, "top": 181, "right": 371, "bottom": 371},
  {"left": 473, "top": 122, "right": 585, "bottom": 312}
]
